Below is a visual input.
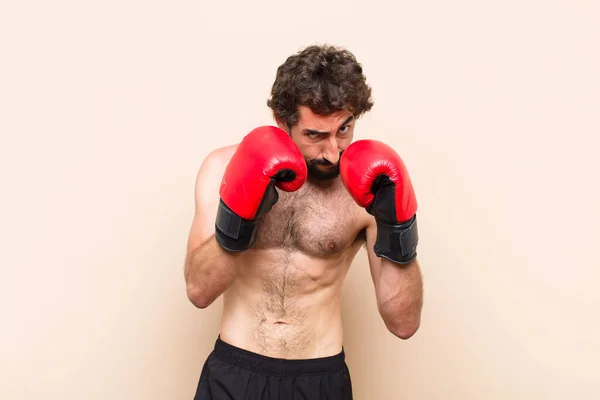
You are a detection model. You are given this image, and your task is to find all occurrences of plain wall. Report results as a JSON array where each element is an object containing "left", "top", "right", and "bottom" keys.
[{"left": 1, "top": 0, "right": 599, "bottom": 399}]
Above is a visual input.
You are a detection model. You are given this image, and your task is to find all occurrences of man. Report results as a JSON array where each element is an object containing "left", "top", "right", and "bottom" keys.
[{"left": 184, "top": 44, "right": 423, "bottom": 399}]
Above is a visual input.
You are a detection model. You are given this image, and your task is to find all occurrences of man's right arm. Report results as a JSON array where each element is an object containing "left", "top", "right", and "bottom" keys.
[
  {"left": 184, "top": 147, "right": 240, "bottom": 309},
  {"left": 184, "top": 126, "right": 308, "bottom": 308}
]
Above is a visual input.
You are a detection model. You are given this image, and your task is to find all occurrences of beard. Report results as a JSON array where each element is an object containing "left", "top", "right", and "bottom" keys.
[{"left": 306, "top": 157, "right": 341, "bottom": 181}]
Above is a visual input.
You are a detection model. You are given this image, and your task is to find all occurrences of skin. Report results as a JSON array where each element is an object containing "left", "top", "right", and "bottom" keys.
[{"left": 184, "top": 106, "right": 423, "bottom": 359}]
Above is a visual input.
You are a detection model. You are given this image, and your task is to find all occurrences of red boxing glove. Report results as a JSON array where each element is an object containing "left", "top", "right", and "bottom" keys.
[
  {"left": 216, "top": 126, "right": 307, "bottom": 251},
  {"left": 340, "top": 140, "right": 418, "bottom": 264}
]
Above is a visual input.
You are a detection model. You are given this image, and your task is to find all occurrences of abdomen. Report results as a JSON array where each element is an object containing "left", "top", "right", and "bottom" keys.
[{"left": 220, "top": 249, "right": 351, "bottom": 359}]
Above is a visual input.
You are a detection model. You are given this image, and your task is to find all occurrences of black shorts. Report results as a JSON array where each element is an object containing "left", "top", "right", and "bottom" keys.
[{"left": 194, "top": 337, "right": 353, "bottom": 400}]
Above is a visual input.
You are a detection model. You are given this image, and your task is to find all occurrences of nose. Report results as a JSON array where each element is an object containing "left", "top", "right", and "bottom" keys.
[{"left": 322, "top": 135, "right": 341, "bottom": 164}]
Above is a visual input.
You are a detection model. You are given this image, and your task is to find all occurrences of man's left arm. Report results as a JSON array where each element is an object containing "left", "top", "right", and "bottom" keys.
[
  {"left": 365, "top": 218, "right": 423, "bottom": 339},
  {"left": 340, "top": 139, "right": 424, "bottom": 339}
]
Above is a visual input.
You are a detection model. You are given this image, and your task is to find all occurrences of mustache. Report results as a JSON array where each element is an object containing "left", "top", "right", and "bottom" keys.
[
  {"left": 309, "top": 158, "right": 335, "bottom": 166},
  {"left": 307, "top": 151, "right": 344, "bottom": 166}
]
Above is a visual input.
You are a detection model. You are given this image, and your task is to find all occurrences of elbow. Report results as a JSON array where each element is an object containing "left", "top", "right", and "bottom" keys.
[
  {"left": 387, "top": 319, "right": 420, "bottom": 340},
  {"left": 186, "top": 284, "right": 214, "bottom": 309},
  {"left": 381, "top": 307, "right": 421, "bottom": 340}
]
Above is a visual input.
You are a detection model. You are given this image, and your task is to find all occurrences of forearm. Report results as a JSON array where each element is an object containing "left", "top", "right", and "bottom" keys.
[
  {"left": 185, "top": 235, "right": 240, "bottom": 308},
  {"left": 377, "top": 258, "right": 423, "bottom": 339}
]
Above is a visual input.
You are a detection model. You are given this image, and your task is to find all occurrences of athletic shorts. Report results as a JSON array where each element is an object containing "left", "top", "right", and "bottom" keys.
[{"left": 193, "top": 337, "right": 353, "bottom": 400}]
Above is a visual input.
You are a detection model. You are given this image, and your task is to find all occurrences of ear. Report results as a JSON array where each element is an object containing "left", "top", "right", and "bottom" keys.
[{"left": 273, "top": 114, "right": 287, "bottom": 131}]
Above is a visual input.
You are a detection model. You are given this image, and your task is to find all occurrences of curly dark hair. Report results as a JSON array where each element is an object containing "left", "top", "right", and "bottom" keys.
[{"left": 267, "top": 44, "right": 374, "bottom": 128}]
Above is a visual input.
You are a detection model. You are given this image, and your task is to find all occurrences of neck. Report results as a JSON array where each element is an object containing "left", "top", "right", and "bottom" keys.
[{"left": 306, "top": 175, "right": 342, "bottom": 191}]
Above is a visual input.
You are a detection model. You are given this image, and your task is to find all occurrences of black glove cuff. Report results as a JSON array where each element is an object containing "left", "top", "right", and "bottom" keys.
[
  {"left": 374, "top": 215, "right": 419, "bottom": 265},
  {"left": 215, "top": 200, "right": 258, "bottom": 252}
]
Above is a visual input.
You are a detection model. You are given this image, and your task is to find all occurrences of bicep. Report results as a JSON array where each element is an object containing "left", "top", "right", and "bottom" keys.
[
  {"left": 186, "top": 153, "right": 226, "bottom": 254},
  {"left": 365, "top": 217, "right": 383, "bottom": 292}
]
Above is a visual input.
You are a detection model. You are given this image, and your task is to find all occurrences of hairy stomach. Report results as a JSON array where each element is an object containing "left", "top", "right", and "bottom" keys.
[{"left": 220, "top": 249, "right": 349, "bottom": 359}]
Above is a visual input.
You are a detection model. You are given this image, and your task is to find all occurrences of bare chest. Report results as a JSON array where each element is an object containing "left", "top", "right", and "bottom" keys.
[{"left": 254, "top": 181, "right": 364, "bottom": 257}]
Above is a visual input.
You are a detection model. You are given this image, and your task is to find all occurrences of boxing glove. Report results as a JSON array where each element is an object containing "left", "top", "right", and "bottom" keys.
[
  {"left": 340, "top": 140, "right": 418, "bottom": 264},
  {"left": 215, "top": 126, "right": 307, "bottom": 252}
]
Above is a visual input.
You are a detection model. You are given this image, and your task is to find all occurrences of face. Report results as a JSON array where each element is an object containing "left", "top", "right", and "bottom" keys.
[{"left": 278, "top": 106, "right": 356, "bottom": 181}]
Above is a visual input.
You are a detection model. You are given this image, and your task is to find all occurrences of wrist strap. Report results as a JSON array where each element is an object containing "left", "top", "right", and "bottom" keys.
[
  {"left": 215, "top": 200, "right": 257, "bottom": 252},
  {"left": 374, "top": 215, "right": 418, "bottom": 264}
]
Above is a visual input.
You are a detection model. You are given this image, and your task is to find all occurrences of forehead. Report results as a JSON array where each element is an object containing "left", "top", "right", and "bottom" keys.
[{"left": 297, "top": 106, "right": 353, "bottom": 128}]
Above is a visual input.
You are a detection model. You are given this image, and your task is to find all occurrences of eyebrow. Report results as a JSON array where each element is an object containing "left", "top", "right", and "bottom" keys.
[{"left": 303, "top": 116, "right": 355, "bottom": 136}]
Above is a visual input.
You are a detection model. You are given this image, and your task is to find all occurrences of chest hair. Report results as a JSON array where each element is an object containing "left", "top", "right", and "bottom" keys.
[{"left": 254, "top": 180, "right": 361, "bottom": 256}]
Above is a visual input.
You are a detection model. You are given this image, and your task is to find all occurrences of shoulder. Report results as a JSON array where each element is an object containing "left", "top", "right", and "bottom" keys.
[
  {"left": 193, "top": 144, "right": 239, "bottom": 200},
  {"left": 203, "top": 144, "right": 238, "bottom": 169},
  {"left": 196, "top": 144, "right": 238, "bottom": 180}
]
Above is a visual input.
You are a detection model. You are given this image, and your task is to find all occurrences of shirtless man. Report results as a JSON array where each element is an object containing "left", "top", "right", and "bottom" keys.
[{"left": 184, "top": 45, "right": 423, "bottom": 400}]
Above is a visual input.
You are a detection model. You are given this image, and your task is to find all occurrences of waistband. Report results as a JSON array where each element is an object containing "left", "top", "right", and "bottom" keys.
[{"left": 212, "top": 336, "right": 347, "bottom": 376}]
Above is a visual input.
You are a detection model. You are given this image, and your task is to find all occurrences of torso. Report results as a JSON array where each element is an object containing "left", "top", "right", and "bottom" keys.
[{"left": 219, "top": 171, "right": 368, "bottom": 359}]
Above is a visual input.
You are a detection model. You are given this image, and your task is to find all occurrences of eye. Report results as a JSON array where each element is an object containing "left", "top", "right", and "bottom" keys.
[{"left": 338, "top": 125, "right": 351, "bottom": 135}]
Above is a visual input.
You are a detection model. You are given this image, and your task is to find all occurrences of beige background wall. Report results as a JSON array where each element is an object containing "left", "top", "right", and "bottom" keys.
[{"left": 1, "top": 0, "right": 599, "bottom": 399}]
